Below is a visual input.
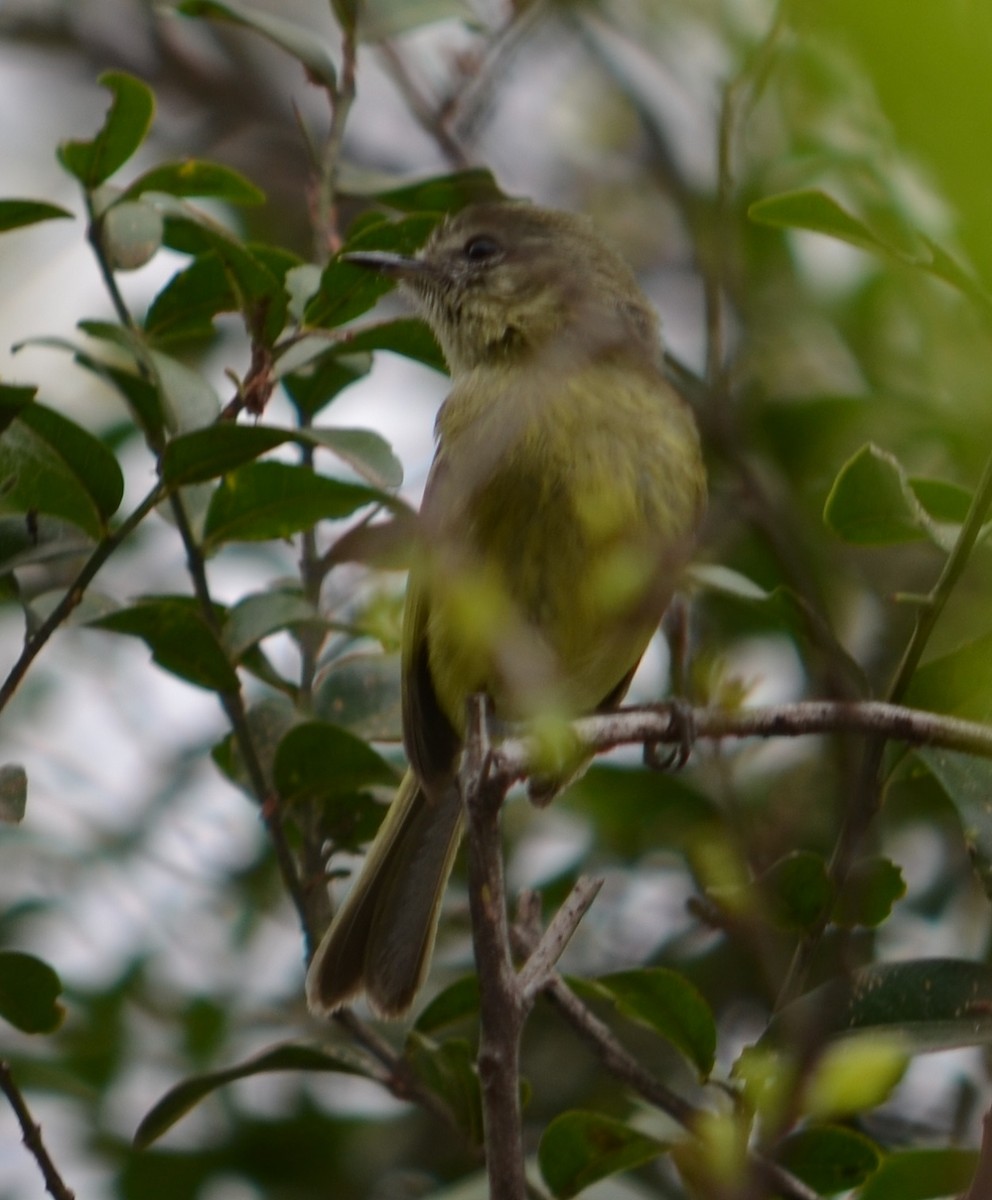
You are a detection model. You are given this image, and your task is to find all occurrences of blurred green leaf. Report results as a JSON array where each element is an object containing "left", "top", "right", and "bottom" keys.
[
  {"left": 909, "top": 477, "right": 974, "bottom": 525},
  {"left": 772, "top": 959, "right": 992, "bottom": 1053},
  {"left": 202, "top": 461, "right": 384, "bottom": 550},
  {"left": 748, "top": 188, "right": 931, "bottom": 264},
  {"left": 281, "top": 350, "right": 371, "bottom": 419},
  {"left": 134, "top": 1042, "right": 371, "bottom": 1148},
  {"left": 176, "top": 0, "right": 337, "bottom": 88},
  {"left": 776, "top": 1126, "right": 880, "bottom": 1196},
  {"left": 91, "top": 597, "right": 239, "bottom": 692},
  {"left": 915, "top": 747, "right": 992, "bottom": 897},
  {"left": 539, "top": 1110, "right": 667, "bottom": 1199},
  {"left": 222, "top": 590, "right": 322, "bottom": 660},
  {"left": 123, "top": 159, "right": 264, "bottom": 205},
  {"left": 759, "top": 851, "right": 835, "bottom": 932},
  {"left": 305, "top": 214, "right": 439, "bottom": 328},
  {"left": 832, "top": 857, "right": 906, "bottom": 928},
  {"left": 0, "top": 764, "right": 27, "bottom": 824},
  {"left": 304, "top": 427, "right": 403, "bottom": 489},
  {"left": 274, "top": 720, "right": 398, "bottom": 802},
  {"left": 824, "top": 443, "right": 937, "bottom": 545},
  {"left": 0, "top": 391, "right": 124, "bottom": 537},
  {"left": 0, "top": 951, "right": 64, "bottom": 1034},
  {"left": 590, "top": 968, "right": 716, "bottom": 1078},
  {"left": 857, "top": 1148, "right": 979, "bottom": 1200},
  {"left": 406, "top": 1033, "right": 483, "bottom": 1145},
  {"left": 0, "top": 200, "right": 73, "bottom": 232},
  {"left": 313, "top": 651, "right": 404, "bottom": 741},
  {"left": 357, "top": 0, "right": 476, "bottom": 42},
  {"left": 342, "top": 317, "right": 446, "bottom": 373},
  {"left": 803, "top": 1038, "right": 907, "bottom": 1120},
  {"left": 370, "top": 169, "right": 506, "bottom": 213},
  {"left": 414, "top": 976, "right": 480, "bottom": 1034},
  {"left": 58, "top": 71, "right": 155, "bottom": 188}
]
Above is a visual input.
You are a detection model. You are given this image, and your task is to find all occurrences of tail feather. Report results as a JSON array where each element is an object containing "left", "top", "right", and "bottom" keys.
[{"left": 306, "top": 770, "right": 463, "bottom": 1018}]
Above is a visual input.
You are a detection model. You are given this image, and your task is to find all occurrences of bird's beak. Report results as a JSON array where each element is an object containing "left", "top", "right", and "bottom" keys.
[{"left": 342, "top": 250, "right": 436, "bottom": 280}]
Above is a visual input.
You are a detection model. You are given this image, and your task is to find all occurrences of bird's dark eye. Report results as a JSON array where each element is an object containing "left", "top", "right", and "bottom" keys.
[{"left": 463, "top": 235, "right": 502, "bottom": 262}]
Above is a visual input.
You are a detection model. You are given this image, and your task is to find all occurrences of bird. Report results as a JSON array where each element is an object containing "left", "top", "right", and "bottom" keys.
[{"left": 305, "top": 200, "right": 706, "bottom": 1018}]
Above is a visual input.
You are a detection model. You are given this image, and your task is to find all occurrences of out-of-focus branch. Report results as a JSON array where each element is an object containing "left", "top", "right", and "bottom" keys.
[{"left": 0, "top": 1061, "right": 76, "bottom": 1200}]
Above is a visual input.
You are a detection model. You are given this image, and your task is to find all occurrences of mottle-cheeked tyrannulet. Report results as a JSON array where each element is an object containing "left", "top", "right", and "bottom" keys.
[{"left": 305, "top": 202, "right": 706, "bottom": 1018}]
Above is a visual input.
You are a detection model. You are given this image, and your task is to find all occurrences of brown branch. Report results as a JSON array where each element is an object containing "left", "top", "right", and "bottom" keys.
[
  {"left": 484, "top": 699, "right": 992, "bottom": 789},
  {"left": 0, "top": 1061, "right": 76, "bottom": 1200},
  {"left": 518, "top": 876, "right": 603, "bottom": 1003},
  {"left": 460, "top": 695, "right": 528, "bottom": 1200}
]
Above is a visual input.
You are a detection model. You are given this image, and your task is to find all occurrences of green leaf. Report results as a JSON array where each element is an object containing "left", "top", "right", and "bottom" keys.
[
  {"left": 274, "top": 720, "right": 398, "bottom": 802},
  {"left": 162, "top": 424, "right": 292, "bottom": 485},
  {"left": 342, "top": 317, "right": 446, "bottom": 373},
  {"left": 0, "top": 392, "right": 124, "bottom": 537},
  {"left": 405, "top": 1033, "right": 483, "bottom": 1145},
  {"left": 370, "top": 169, "right": 506, "bottom": 213},
  {"left": 0, "top": 951, "right": 64, "bottom": 1034},
  {"left": 909, "top": 476, "right": 974, "bottom": 525},
  {"left": 101, "top": 199, "right": 164, "bottom": 270},
  {"left": 776, "top": 1126, "right": 881, "bottom": 1196},
  {"left": 771, "top": 959, "right": 992, "bottom": 1054},
  {"left": 149, "top": 349, "right": 221, "bottom": 433},
  {"left": 281, "top": 350, "right": 371, "bottom": 419},
  {"left": 916, "top": 747, "right": 992, "bottom": 897},
  {"left": 824, "top": 443, "right": 936, "bottom": 545},
  {"left": 176, "top": 1, "right": 337, "bottom": 89},
  {"left": 123, "top": 159, "right": 264, "bottom": 205},
  {"left": 133, "top": 1041, "right": 370, "bottom": 1148},
  {"left": 0, "top": 764, "right": 27, "bottom": 824},
  {"left": 58, "top": 71, "right": 155, "bottom": 188},
  {"left": 591, "top": 968, "right": 716, "bottom": 1078},
  {"left": 759, "top": 851, "right": 834, "bottom": 932},
  {"left": 857, "top": 1148, "right": 979, "bottom": 1200},
  {"left": 357, "top": 0, "right": 477, "bottom": 41},
  {"left": 91, "top": 597, "right": 239, "bottom": 693},
  {"left": 222, "top": 590, "right": 322, "bottom": 660},
  {"left": 144, "top": 251, "right": 239, "bottom": 343},
  {"left": 304, "top": 427, "right": 403, "bottom": 489},
  {"left": 414, "top": 976, "right": 480, "bottom": 1034},
  {"left": 313, "top": 651, "right": 403, "bottom": 741},
  {"left": 748, "top": 188, "right": 931, "bottom": 265},
  {"left": 0, "top": 383, "right": 37, "bottom": 435},
  {"left": 0, "top": 200, "right": 73, "bottom": 232},
  {"left": 539, "top": 1110, "right": 667, "bottom": 1200},
  {"left": 202, "top": 461, "right": 383, "bottom": 551},
  {"left": 832, "top": 857, "right": 906, "bottom": 928},
  {"left": 305, "top": 214, "right": 439, "bottom": 329},
  {"left": 803, "top": 1039, "right": 907, "bottom": 1120}
]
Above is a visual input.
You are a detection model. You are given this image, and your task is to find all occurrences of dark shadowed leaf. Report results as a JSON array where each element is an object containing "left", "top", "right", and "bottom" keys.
[
  {"left": 202, "top": 461, "right": 384, "bottom": 550},
  {"left": 771, "top": 959, "right": 992, "bottom": 1053},
  {"left": 414, "top": 976, "right": 480, "bottom": 1034},
  {"left": 832, "top": 857, "right": 906, "bottom": 928},
  {"left": 91, "top": 597, "right": 239, "bottom": 693},
  {"left": 824, "top": 444, "right": 937, "bottom": 545},
  {"left": 857, "top": 1148, "right": 978, "bottom": 1200},
  {"left": 775, "top": 1126, "right": 880, "bottom": 1195},
  {"left": 134, "top": 1042, "right": 372, "bottom": 1148},
  {"left": 371, "top": 169, "right": 506, "bottom": 213},
  {"left": 0, "top": 951, "right": 64, "bottom": 1034},
  {"left": 406, "top": 1033, "right": 483, "bottom": 1145},
  {"left": 273, "top": 720, "right": 398, "bottom": 804},
  {"left": 341, "top": 317, "right": 446, "bottom": 373},
  {"left": 123, "top": 159, "right": 264, "bottom": 205},
  {"left": 591, "top": 968, "right": 716, "bottom": 1078},
  {"left": 222, "top": 590, "right": 323, "bottom": 660},
  {"left": 58, "top": 71, "right": 155, "bottom": 187},
  {"left": 539, "top": 1110, "right": 667, "bottom": 1199},
  {"left": 0, "top": 200, "right": 73, "bottom": 232},
  {"left": 313, "top": 652, "right": 404, "bottom": 741}
]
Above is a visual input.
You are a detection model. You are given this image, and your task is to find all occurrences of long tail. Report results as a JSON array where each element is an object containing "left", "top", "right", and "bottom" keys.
[{"left": 305, "top": 769, "right": 464, "bottom": 1018}]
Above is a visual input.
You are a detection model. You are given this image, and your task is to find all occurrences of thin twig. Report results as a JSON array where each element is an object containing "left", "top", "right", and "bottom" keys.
[
  {"left": 0, "top": 1061, "right": 76, "bottom": 1200},
  {"left": 0, "top": 481, "right": 165, "bottom": 716},
  {"left": 518, "top": 875, "right": 603, "bottom": 1002},
  {"left": 376, "top": 41, "right": 471, "bottom": 168}
]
